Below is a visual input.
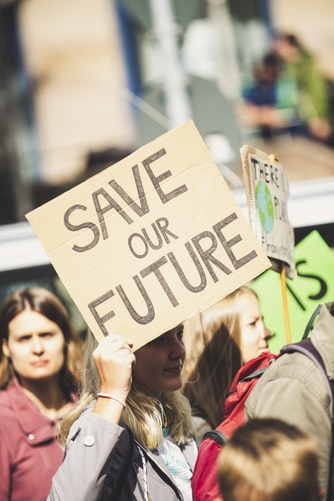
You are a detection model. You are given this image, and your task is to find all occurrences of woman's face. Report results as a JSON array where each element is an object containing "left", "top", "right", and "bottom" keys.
[
  {"left": 2, "top": 309, "right": 66, "bottom": 383},
  {"left": 134, "top": 325, "right": 185, "bottom": 394},
  {"left": 239, "top": 293, "right": 273, "bottom": 363}
]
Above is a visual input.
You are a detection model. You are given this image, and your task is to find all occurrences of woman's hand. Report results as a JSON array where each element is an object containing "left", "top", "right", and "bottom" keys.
[{"left": 92, "top": 334, "right": 135, "bottom": 422}]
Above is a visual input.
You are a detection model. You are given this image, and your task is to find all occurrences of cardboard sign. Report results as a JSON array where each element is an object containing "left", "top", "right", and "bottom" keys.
[
  {"left": 240, "top": 145, "right": 295, "bottom": 277},
  {"left": 26, "top": 120, "right": 270, "bottom": 350},
  {"left": 251, "top": 230, "right": 334, "bottom": 353}
]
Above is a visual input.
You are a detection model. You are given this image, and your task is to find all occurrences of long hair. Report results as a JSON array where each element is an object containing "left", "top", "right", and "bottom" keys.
[
  {"left": 60, "top": 330, "right": 193, "bottom": 450},
  {"left": 0, "top": 287, "right": 83, "bottom": 395},
  {"left": 182, "top": 286, "right": 258, "bottom": 428},
  {"left": 217, "top": 418, "right": 321, "bottom": 501}
]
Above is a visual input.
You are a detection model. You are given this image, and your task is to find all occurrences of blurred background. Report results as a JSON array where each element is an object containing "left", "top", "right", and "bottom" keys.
[{"left": 1, "top": 0, "right": 333, "bottom": 332}]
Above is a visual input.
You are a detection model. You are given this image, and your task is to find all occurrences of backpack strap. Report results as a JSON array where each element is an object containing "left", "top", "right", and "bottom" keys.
[
  {"left": 281, "top": 338, "right": 334, "bottom": 407},
  {"left": 202, "top": 430, "right": 228, "bottom": 446},
  {"left": 302, "top": 304, "right": 321, "bottom": 339},
  {"left": 240, "top": 367, "right": 268, "bottom": 383},
  {"left": 98, "top": 426, "right": 134, "bottom": 500},
  {"left": 281, "top": 337, "right": 334, "bottom": 501}
]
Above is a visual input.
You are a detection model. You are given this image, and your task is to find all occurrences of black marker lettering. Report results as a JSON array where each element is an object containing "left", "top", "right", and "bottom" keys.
[
  {"left": 88, "top": 290, "right": 115, "bottom": 337},
  {"left": 140, "top": 257, "right": 179, "bottom": 307},
  {"left": 116, "top": 276, "right": 155, "bottom": 324},
  {"left": 128, "top": 233, "right": 149, "bottom": 258},
  {"left": 167, "top": 244, "right": 207, "bottom": 292},
  {"left": 142, "top": 148, "right": 188, "bottom": 203},
  {"left": 64, "top": 204, "right": 100, "bottom": 253},
  {"left": 108, "top": 164, "right": 149, "bottom": 217},
  {"left": 213, "top": 213, "right": 257, "bottom": 269},
  {"left": 92, "top": 188, "right": 133, "bottom": 241},
  {"left": 191, "top": 231, "right": 231, "bottom": 282}
]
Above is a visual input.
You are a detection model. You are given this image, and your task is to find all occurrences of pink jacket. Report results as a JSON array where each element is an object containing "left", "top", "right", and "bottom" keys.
[{"left": 0, "top": 377, "right": 66, "bottom": 501}]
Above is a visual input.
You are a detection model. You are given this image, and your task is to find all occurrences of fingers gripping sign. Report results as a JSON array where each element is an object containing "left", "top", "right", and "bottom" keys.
[{"left": 93, "top": 335, "right": 135, "bottom": 421}]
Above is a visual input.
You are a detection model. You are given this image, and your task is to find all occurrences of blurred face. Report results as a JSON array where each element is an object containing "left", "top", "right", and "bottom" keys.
[
  {"left": 274, "top": 38, "right": 299, "bottom": 62},
  {"left": 2, "top": 309, "right": 66, "bottom": 383},
  {"left": 134, "top": 325, "right": 185, "bottom": 394},
  {"left": 239, "top": 293, "right": 273, "bottom": 363}
]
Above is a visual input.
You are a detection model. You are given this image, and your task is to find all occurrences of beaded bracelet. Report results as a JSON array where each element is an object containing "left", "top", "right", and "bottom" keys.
[{"left": 97, "top": 392, "right": 126, "bottom": 409}]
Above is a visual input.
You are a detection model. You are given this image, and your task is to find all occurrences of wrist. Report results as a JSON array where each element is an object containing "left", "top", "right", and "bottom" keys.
[{"left": 96, "top": 392, "right": 126, "bottom": 409}]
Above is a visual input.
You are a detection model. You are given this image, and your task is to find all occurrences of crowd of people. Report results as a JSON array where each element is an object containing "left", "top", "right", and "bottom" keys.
[
  {"left": 0, "top": 8, "right": 333, "bottom": 501},
  {"left": 239, "top": 31, "right": 334, "bottom": 146},
  {"left": 0, "top": 282, "right": 332, "bottom": 501}
]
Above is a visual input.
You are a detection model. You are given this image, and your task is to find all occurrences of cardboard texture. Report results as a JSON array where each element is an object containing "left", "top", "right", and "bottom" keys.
[
  {"left": 26, "top": 120, "right": 271, "bottom": 350},
  {"left": 240, "top": 145, "right": 295, "bottom": 277}
]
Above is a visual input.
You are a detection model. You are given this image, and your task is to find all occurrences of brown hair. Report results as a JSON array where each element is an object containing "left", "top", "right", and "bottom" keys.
[
  {"left": 182, "top": 286, "right": 258, "bottom": 428},
  {"left": 217, "top": 418, "right": 321, "bottom": 501},
  {"left": 0, "top": 287, "right": 83, "bottom": 395}
]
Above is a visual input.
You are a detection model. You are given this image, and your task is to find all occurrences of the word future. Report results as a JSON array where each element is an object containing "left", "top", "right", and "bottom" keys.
[{"left": 62, "top": 148, "right": 258, "bottom": 334}]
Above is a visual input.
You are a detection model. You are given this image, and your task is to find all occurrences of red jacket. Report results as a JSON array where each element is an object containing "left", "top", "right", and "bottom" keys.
[
  {"left": 192, "top": 352, "right": 277, "bottom": 501},
  {"left": 0, "top": 377, "right": 68, "bottom": 501}
]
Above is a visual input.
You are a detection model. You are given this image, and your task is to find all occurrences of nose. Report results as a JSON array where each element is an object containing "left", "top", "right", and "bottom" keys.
[
  {"left": 170, "top": 336, "right": 186, "bottom": 360},
  {"left": 258, "top": 320, "right": 273, "bottom": 342},
  {"left": 264, "top": 324, "right": 274, "bottom": 340},
  {"left": 31, "top": 335, "right": 44, "bottom": 355}
]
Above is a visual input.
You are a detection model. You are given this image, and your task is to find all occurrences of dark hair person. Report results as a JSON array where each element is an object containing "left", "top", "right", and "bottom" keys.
[
  {"left": 0, "top": 286, "right": 83, "bottom": 501},
  {"left": 217, "top": 418, "right": 322, "bottom": 501}
]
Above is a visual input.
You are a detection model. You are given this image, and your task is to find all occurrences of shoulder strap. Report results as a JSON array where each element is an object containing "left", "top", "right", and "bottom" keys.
[
  {"left": 281, "top": 337, "right": 334, "bottom": 501},
  {"left": 98, "top": 426, "right": 134, "bottom": 500},
  {"left": 281, "top": 338, "right": 334, "bottom": 407},
  {"left": 240, "top": 367, "right": 268, "bottom": 383},
  {"left": 202, "top": 430, "right": 227, "bottom": 446},
  {"left": 302, "top": 304, "right": 322, "bottom": 339}
]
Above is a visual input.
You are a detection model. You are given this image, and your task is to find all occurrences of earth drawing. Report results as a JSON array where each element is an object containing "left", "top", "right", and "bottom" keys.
[{"left": 255, "top": 180, "right": 274, "bottom": 234}]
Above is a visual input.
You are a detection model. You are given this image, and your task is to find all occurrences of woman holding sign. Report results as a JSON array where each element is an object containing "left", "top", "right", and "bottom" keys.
[
  {"left": 47, "top": 324, "right": 197, "bottom": 501},
  {"left": 0, "top": 287, "right": 83, "bottom": 501}
]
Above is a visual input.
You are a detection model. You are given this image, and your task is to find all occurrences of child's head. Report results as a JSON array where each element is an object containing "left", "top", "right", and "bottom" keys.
[{"left": 217, "top": 418, "right": 321, "bottom": 501}]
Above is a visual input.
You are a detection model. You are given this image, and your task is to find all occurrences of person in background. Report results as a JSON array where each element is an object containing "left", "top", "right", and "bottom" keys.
[
  {"left": 239, "top": 51, "right": 299, "bottom": 139},
  {"left": 272, "top": 32, "right": 332, "bottom": 143},
  {"left": 0, "top": 286, "right": 83, "bottom": 501},
  {"left": 217, "top": 417, "right": 322, "bottom": 501},
  {"left": 47, "top": 324, "right": 197, "bottom": 501},
  {"left": 182, "top": 285, "right": 273, "bottom": 444},
  {"left": 246, "top": 302, "right": 334, "bottom": 500}
]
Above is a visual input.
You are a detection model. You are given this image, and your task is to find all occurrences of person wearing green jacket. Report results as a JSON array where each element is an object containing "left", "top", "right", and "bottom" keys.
[
  {"left": 246, "top": 303, "right": 334, "bottom": 501},
  {"left": 273, "top": 32, "right": 332, "bottom": 142}
]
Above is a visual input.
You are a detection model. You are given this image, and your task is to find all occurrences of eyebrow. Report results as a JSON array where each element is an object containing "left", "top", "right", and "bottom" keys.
[{"left": 11, "top": 328, "right": 59, "bottom": 338}]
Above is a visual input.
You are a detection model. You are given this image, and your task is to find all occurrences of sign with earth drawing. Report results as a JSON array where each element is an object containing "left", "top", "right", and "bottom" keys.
[{"left": 240, "top": 145, "right": 295, "bottom": 278}]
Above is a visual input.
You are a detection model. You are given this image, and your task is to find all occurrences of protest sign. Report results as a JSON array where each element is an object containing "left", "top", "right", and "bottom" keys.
[
  {"left": 26, "top": 120, "right": 270, "bottom": 349},
  {"left": 240, "top": 145, "right": 295, "bottom": 277},
  {"left": 251, "top": 230, "right": 334, "bottom": 353}
]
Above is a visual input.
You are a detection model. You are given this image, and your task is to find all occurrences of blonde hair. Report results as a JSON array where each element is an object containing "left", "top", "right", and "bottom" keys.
[
  {"left": 217, "top": 418, "right": 321, "bottom": 501},
  {"left": 182, "top": 286, "right": 257, "bottom": 428},
  {"left": 60, "top": 330, "right": 193, "bottom": 450}
]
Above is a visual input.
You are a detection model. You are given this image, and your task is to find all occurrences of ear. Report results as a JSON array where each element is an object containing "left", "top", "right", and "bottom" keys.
[{"left": 2, "top": 339, "right": 10, "bottom": 358}]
